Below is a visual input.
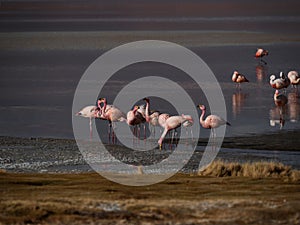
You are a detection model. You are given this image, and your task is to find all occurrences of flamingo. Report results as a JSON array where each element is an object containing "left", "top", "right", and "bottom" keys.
[
  {"left": 75, "top": 105, "right": 100, "bottom": 140},
  {"left": 270, "top": 74, "right": 286, "bottom": 90},
  {"left": 182, "top": 115, "right": 194, "bottom": 140},
  {"left": 158, "top": 113, "right": 170, "bottom": 128},
  {"left": 97, "top": 98, "right": 126, "bottom": 142},
  {"left": 232, "top": 71, "right": 249, "bottom": 89},
  {"left": 127, "top": 105, "right": 146, "bottom": 138},
  {"left": 143, "top": 98, "right": 160, "bottom": 137},
  {"left": 274, "top": 90, "right": 288, "bottom": 107},
  {"left": 255, "top": 48, "right": 268, "bottom": 64},
  {"left": 98, "top": 98, "right": 126, "bottom": 122},
  {"left": 273, "top": 90, "right": 288, "bottom": 129},
  {"left": 198, "top": 104, "right": 230, "bottom": 137},
  {"left": 158, "top": 114, "right": 194, "bottom": 150},
  {"left": 280, "top": 72, "right": 290, "bottom": 90},
  {"left": 287, "top": 70, "right": 300, "bottom": 88}
]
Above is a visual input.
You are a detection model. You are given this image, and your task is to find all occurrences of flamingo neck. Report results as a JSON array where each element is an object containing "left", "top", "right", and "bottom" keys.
[
  {"left": 199, "top": 108, "right": 206, "bottom": 127},
  {"left": 232, "top": 73, "right": 237, "bottom": 82},
  {"left": 101, "top": 100, "right": 107, "bottom": 117},
  {"left": 145, "top": 101, "right": 150, "bottom": 122},
  {"left": 133, "top": 107, "right": 138, "bottom": 115}
]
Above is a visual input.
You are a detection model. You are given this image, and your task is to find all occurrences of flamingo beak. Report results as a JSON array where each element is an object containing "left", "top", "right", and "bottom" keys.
[{"left": 159, "top": 144, "right": 162, "bottom": 150}]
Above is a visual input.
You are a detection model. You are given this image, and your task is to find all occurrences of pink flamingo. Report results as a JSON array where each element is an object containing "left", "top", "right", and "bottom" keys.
[
  {"left": 198, "top": 104, "right": 231, "bottom": 137},
  {"left": 182, "top": 115, "right": 194, "bottom": 140},
  {"left": 158, "top": 114, "right": 194, "bottom": 150},
  {"left": 270, "top": 72, "right": 290, "bottom": 91},
  {"left": 273, "top": 90, "right": 288, "bottom": 129},
  {"left": 98, "top": 98, "right": 126, "bottom": 142},
  {"left": 255, "top": 48, "right": 268, "bottom": 64},
  {"left": 280, "top": 72, "right": 290, "bottom": 90},
  {"left": 232, "top": 71, "right": 249, "bottom": 89},
  {"left": 75, "top": 105, "right": 100, "bottom": 140},
  {"left": 127, "top": 105, "right": 146, "bottom": 138},
  {"left": 270, "top": 74, "right": 286, "bottom": 90},
  {"left": 274, "top": 90, "right": 288, "bottom": 108},
  {"left": 158, "top": 113, "right": 170, "bottom": 128},
  {"left": 143, "top": 98, "right": 160, "bottom": 137},
  {"left": 288, "top": 71, "right": 300, "bottom": 88}
]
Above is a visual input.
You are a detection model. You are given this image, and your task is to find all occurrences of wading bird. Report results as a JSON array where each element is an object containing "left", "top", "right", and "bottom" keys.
[
  {"left": 287, "top": 70, "right": 300, "bottom": 88},
  {"left": 270, "top": 74, "right": 286, "bottom": 90},
  {"left": 158, "top": 114, "right": 194, "bottom": 150},
  {"left": 232, "top": 71, "right": 249, "bottom": 89},
  {"left": 127, "top": 105, "right": 146, "bottom": 138},
  {"left": 143, "top": 98, "right": 160, "bottom": 137},
  {"left": 255, "top": 48, "right": 268, "bottom": 64},
  {"left": 280, "top": 72, "right": 290, "bottom": 90},
  {"left": 75, "top": 105, "right": 99, "bottom": 140},
  {"left": 274, "top": 90, "right": 288, "bottom": 109},
  {"left": 98, "top": 98, "right": 126, "bottom": 142},
  {"left": 273, "top": 90, "right": 288, "bottom": 129},
  {"left": 198, "top": 104, "right": 230, "bottom": 137},
  {"left": 182, "top": 115, "right": 194, "bottom": 140}
]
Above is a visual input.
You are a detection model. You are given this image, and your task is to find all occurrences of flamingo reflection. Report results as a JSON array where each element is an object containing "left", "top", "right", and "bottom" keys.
[
  {"left": 288, "top": 92, "right": 300, "bottom": 123},
  {"left": 255, "top": 64, "right": 268, "bottom": 83},
  {"left": 232, "top": 92, "right": 248, "bottom": 118}
]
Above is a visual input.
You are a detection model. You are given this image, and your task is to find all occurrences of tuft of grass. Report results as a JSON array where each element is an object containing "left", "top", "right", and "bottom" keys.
[{"left": 198, "top": 160, "right": 300, "bottom": 181}]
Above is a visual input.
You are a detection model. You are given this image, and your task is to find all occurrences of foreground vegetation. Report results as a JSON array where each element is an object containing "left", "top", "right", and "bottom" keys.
[{"left": 0, "top": 161, "right": 299, "bottom": 225}]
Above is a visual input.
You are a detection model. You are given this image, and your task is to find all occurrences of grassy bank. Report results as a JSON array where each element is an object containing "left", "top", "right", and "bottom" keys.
[{"left": 0, "top": 161, "right": 299, "bottom": 225}]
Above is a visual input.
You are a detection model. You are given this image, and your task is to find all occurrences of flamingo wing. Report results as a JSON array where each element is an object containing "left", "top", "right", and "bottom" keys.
[{"left": 206, "top": 115, "right": 228, "bottom": 128}]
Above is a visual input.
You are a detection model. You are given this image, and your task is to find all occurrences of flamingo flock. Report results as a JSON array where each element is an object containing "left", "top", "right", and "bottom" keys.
[
  {"left": 238, "top": 48, "right": 299, "bottom": 128},
  {"left": 76, "top": 95, "right": 229, "bottom": 149},
  {"left": 76, "top": 47, "right": 299, "bottom": 147}
]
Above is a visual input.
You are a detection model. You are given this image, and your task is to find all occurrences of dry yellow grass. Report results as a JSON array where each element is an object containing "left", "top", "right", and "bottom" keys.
[
  {"left": 199, "top": 160, "right": 300, "bottom": 181},
  {"left": 0, "top": 171, "right": 299, "bottom": 224}
]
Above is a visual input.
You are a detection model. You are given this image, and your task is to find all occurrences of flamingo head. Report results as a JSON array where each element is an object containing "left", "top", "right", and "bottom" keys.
[
  {"left": 143, "top": 97, "right": 150, "bottom": 103},
  {"left": 98, "top": 97, "right": 106, "bottom": 104},
  {"left": 263, "top": 50, "right": 269, "bottom": 56},
  {"left": 133, "top": 105, "right": 140, "bottom": 111},
  {"left": 151, "top": 111, "right": 160, "bottom": 117},
  {"left": 182, "top": 114, "right": 194, "bottom": 124},
  {"left": 279, "top": 72, "right": 285, "bottom": 79},
  {"left": 94, "top": 107, "right": 101, "bottom": 117},
  {"left": 270, "top": 75, "right": 276, "bottom": 81},
  {"left": 198, "top": 104, "right": 206, "bottom": 111}
]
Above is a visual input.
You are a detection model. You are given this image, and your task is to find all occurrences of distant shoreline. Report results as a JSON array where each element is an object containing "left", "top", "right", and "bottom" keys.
[{"left": 1, "top": 30, "right": 300, "bottom": 51}]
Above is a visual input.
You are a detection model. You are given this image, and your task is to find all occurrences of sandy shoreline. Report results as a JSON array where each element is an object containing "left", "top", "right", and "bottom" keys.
[
  {"left": 1, "top": 129, "right": 299, "bottom": 151},
  {"left": 0, "top": 130, "right": 299, "bottom": 174}
]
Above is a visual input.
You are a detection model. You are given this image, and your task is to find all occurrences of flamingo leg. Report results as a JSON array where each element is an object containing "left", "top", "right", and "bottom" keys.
[
  {"left": 108, "top": 122, "right": 112, "bottom": 143},
  {"left": 190, "top": 129, "right": 194, "bottom": 141},
  {"left": 111, "top": 122, "right": 116, "bottom": 144},
  {"left": 89, "top": 117, "right": 93, "bottom": 141},
  {"left": 261, "top": 58, "right": 267, "bottom": 65},
  {"left": 158, "top": 128, "right": 169, "bottom": 150},
  {"left": 170, "top": 129, "right": 175, "bottom": 149}
]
